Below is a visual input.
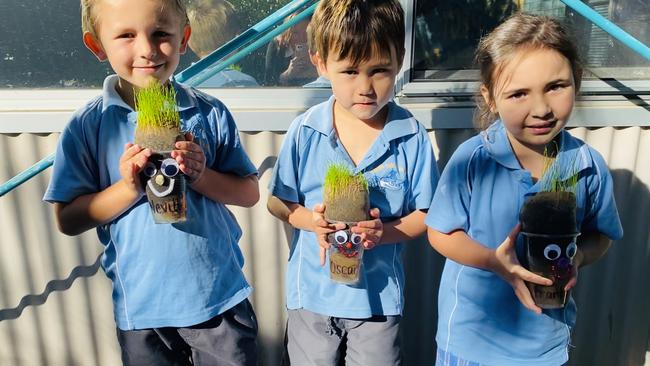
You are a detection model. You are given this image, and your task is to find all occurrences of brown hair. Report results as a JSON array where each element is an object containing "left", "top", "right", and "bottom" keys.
[
  {"left": 81, "top": 0, "right": 189, "bottom": 39},
  {"left": 308, "top": 0, "right": 405, "bottom": 66},
  {"left": 186, "top": 0, "right": 239, "bottom": 58},
  {"left": 474, "top": 13, "right": 582, "bottom": 129}
]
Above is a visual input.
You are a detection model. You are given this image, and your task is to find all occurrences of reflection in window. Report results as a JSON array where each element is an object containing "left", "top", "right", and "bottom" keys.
[
  {"left": 264, "top": 14, "right": 319, "bottom": 87},
  {"left": 0, "top": 0, "right": 305, "bottom": 88},
  {"left": 413, "top": 0, "right": 650, "bottom": 82}
]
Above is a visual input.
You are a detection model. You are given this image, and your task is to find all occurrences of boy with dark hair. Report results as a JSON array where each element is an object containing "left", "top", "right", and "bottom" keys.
[{"left": 268, "top": 1, "right": 439, "bottom": 364}]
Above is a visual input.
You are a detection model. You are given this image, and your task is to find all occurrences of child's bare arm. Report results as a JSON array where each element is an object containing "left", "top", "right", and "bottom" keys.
[
  {"left": 351, "top": 209, "right": 427, "bottom": 249},
  {"left": 267, "top": 196, "right": 345, "bottom": 265},
  {"left": 191, "top": 169, "right": 259, "bottom": 207},
  {"left": 267, "top": 195, "right": 311, "bottom": 230},
  {"left": 563, "top": 231, "right": 611, "bottom": 292},
  {"left": 382, "top": 209, "right": 428, "bottom": 244},
  {"left": 54, "top": 180, "right": 141, "bottom": 235},
  {"left": 173, "top": 135, "right": 259, "bottom": 208},
  {"left": 55, "top": 143, "right": 150, "bottom": 235},
  {"left": 575, "top": 231, "right": 612, "bottom": 268}
]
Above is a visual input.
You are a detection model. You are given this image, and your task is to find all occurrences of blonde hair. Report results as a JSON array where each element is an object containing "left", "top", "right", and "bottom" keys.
[
  {"left": 308, "top": 0, "right": 405, "bottom": 66},
  {"left": 81, "top": 0, "right": 189, "bottom": 39},
  {"left": 186, "top": 0, "right": 239, "bottom": 58},
  {"left": 474, "top": 13, "right": 582, "bottom": 130}
]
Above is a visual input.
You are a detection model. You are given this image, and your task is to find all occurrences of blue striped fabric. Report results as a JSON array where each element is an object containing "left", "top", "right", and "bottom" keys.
[{"left": 435, "top": 348, "right": 484, "bottom": 366}]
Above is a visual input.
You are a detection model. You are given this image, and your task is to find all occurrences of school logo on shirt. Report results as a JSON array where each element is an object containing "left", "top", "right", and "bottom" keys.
[{"left": 367, "top": 169, "right": 404, "bottom": 191}]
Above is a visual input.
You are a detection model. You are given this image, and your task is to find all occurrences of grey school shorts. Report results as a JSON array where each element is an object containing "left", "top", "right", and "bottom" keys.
[
  {"left": 286, "top": 308, "right": 402, "bottom": 366},
  {"left": 116, "top": 299, "right": 258, "bottom": 366}
]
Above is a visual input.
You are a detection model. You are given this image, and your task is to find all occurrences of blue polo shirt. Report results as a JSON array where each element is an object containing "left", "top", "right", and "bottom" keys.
[
  {"left": 269, "top": 96, "right": 438, "bottom": 318},
  {"left": 44, "top": 75, "right": 257, "bottom": 330},
  {"left": 426, "top": 120, "right": 623, "bottom": 365}
]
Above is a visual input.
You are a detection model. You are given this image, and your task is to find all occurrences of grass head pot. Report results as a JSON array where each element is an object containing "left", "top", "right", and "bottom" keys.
[
  {"left": 322, "top": 163, "right": 369, "bottom": 284},
  {"left": 134, "top": 82, "right": 187, "bottom": 224}
]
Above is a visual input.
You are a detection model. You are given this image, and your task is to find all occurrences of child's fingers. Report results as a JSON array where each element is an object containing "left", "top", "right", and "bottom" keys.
[
  {"left": 313, "top": 203, "right": 325, "bottom": 215},
  {"left": 354, "top": 219, "right": 382, "bottom": 229},
  {"left": 179, "top": 158, "right": 204, "bottom": 175},
  {"left": 515, "top": 266, "right": 553, "bottom": 286},
  {"left": 314, "top": 216, "right": 330, "bottom": 229},
  {"left": 501, "top": 223, "right": 521, "bottom": 250},
  {"left": 318, "top": 235, "right": 330, "bottom": 266},
  {"left": 564, "top": 273, "right": 578, "bottom": 291},
  {"left": 174, "top": 141, "right": 203, "bottom": 153},
  {"left": 369, "top": 208, "right": 380, "bottom": 219},
  {"left": 513, "top": 280, "right": 542, "bottom": 314},
  {"left": 121, "top": 143, "right": 143, "bottom": 161},
  {"left": 319, "top": 247, "right": 326, "bottom": 266}
]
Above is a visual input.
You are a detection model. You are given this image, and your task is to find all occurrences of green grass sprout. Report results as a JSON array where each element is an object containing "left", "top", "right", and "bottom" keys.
[
  {"left": 134, "top": 82, "right": 180, "bottom": 129},
  {"left": 323, "top": 163, "right": 368, "bottom": 198},
  {"left": 540, "top": 141, "right": 579, "bottom": 194}
]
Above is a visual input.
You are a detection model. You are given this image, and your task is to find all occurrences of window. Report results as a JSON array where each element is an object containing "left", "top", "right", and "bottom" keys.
[
  {"left": 0, "top": 0, "right": 301, "bottom": 88},
  {"left": 412, "top": 0, "right": 650, "bottom": 83}
]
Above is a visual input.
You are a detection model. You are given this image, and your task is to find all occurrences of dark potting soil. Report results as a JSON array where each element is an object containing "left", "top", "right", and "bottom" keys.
[
  {"left": 520, "top": 191, "right": 578, "bottom": 235},
  {"left": 324, "top": 190, "right": 369, "bottom": 223},
  {"left": 134, "top": 127, "right": 183, "bottom": 153}
]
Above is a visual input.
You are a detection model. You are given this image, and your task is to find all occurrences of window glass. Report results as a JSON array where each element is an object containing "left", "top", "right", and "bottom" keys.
[
  {"left": 0, "top": 0, "right": 301, "bottom": 88},
  {"left": 412, "top": 0, "right": 650, "bottom": 82},
  {"left": 186, "top": 0, "right": 323, "bottom": 88}
]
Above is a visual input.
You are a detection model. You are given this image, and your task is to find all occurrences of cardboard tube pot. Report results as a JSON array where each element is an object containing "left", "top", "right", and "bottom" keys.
[
  {"left": 520, "top": 191, "right": 579, "bottom": 308},
  {"left": 328, "top": 227, "right": 365, "bottom": 284},
  {"left": 521, "top": 232, "right": 580, "bottom": 308},
  {"left": 322, "top": 164, "right": 369, "bottom": 284},
  {"left": 134, "top": 82, "right": 186, "bottom": 224},
  {"left": 140, "top": 152, "right": 187, "bottom": 224}
]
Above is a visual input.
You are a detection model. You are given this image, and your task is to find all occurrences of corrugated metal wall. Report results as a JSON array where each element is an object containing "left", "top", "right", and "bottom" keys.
[{"left": 1, "top": 128, "right": 648, "bottom": 365}]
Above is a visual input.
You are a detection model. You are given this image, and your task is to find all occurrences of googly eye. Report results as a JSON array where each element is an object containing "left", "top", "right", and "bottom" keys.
[
  {"left": 543, "top": 244, "right": 562, "bottom": 260},
  {"left": 161, "top": 158, "right": 179, "bottom": 177},
  {"left": 143, "top": 162, "right": 157, "bottom": 177},
  {"left": 350, "top": 233, "right": 362, "bottom": 245},
  {"left": 334, "top": 231, "right": 348, "bottom": 244},
  {"left": 566, "top": 242, "right": 577, "bottom": 259}
]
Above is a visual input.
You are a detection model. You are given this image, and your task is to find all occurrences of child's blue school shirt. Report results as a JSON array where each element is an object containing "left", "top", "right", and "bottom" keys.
[
  {"left": 269, "top": 96, "right": 438, "bottom": 318},
  {"left": 426, "top": 120, "right": 623, "bottom": 365},
  {"left": 43, "top": 75, "right": 257, "bottom": 330}
]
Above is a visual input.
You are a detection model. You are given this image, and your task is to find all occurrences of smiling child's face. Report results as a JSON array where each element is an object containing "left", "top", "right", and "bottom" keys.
[
  {"left": 83, "top": 0, "right": 190, "bottom": 107},
  {"left": 483, "top": 47, "right": 576, "bottom": 154}
]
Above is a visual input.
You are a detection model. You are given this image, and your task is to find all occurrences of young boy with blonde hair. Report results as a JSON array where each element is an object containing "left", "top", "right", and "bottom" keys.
[
  {"left": 267, "top": 0, "right": 439, "bottom": 364},
  {"left": 45, "top": 0, "right": 259, "bottom": 364}
]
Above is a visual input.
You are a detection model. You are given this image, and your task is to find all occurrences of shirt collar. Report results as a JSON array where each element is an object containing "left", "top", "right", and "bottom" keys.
[
  {"left": 481, "top": 119, "right": 593, "bottom": 178},
  {"left": 480, "top": 120, "right": 521, "bottom": 170},
  {"left": 101, "top": 74, "right": 197, "bottom": 113},
  {"left": 303, "top": 95, "right": 418, "bottom": 142}
]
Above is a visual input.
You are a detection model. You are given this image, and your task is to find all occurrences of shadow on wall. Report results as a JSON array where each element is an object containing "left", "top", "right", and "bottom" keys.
[
  {"left": 400, "top": 128, "right": 477, "bottom": 366},
  {"left": 0, "top": 254, "right": 102, "bottom": 321},
  {"left": 570, "top": 168, "right": 650, "bottom": 366}
]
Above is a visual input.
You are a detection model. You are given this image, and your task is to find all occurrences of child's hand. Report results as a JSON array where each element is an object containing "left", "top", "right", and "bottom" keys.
[
  {"left": 490, "top": 224, "right": 553, "bottom": 315},
  {"left": 172, "top": 132, "right": 206, "bottom": 184},
  {"left": 352, "top": 208, "right": 383, "bottom": 250},
  {"left": 564, "top": 249, "right": 584, "bottom": 292},
  {"left": 119, "top": 143, "right": 151, "bottom": 196},
  {"left": 312, "top": 203, "right": 346, "bottom": 266}
]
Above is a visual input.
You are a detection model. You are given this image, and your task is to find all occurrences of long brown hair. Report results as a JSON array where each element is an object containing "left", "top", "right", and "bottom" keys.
[{"left": 474, "top": 13, "right": 582, "bottom": 130}]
